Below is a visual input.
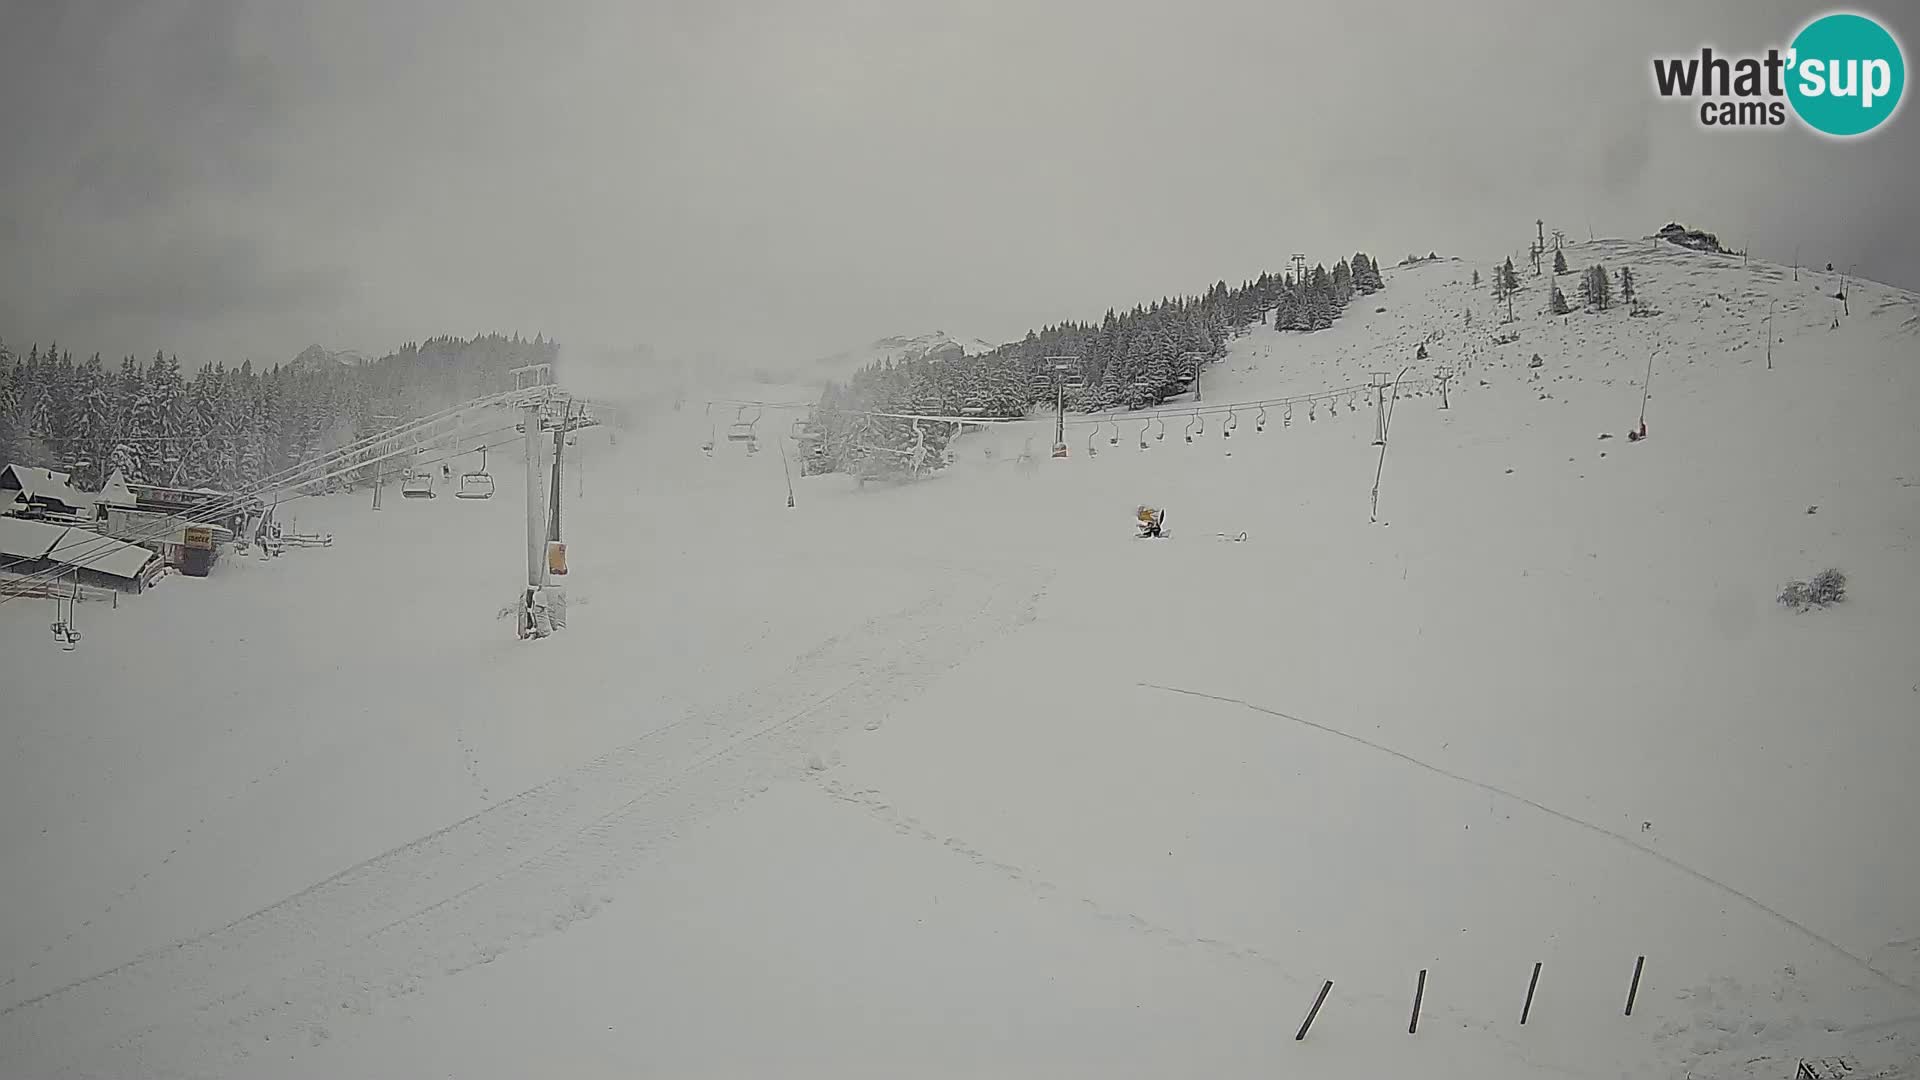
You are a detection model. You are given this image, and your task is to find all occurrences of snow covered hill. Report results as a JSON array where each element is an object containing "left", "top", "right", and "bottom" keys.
[{"left": 2, "top": 239, "right": 1917, "bottom": 1080}]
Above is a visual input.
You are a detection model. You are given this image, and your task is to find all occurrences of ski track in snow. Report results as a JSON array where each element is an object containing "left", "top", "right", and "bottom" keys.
[
  {"left": 0, "top": 564, "right": 1052, "bottom": 1079},
  {"left": 452, "top": 724, "right": 491, "bottom": 804},
  {"left": 1138, "top": 681, "right": 1920, "bottom": 999},
  {"left": 13, "top": 753, "right": 305, "bottom": 992},
  {"left": 811, "top": 777, "right": 1608, "bottom": 1080}
]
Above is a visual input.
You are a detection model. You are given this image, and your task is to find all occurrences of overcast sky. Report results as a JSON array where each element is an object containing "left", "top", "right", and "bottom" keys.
[{"left": 2, "top": 0, "right": 1914, "bottom": 370}]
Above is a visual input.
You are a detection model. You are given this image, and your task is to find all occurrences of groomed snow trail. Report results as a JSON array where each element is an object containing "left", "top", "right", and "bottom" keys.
[
  {"left": 1137, "top": 681, "right": 1919, "bottom": 996},
  {"left": 0, "top": 564, "right": 1050, "bottom": 1079}
]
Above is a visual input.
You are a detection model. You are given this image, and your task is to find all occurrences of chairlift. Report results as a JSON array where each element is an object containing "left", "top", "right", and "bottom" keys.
[
  {"left": 1256, "top": 405, "right": 1268, "bottom": 432},
  {"left": 1309, "top": 399, "right": 1318, "bottom": 422},
  {"left": 49, "top": 581, "right": 81, "bottom": 651},
  {"left": 402, "top": 469, "right": 435, "bottom": 499},
  {"left": 1154, "top": 417, "right": 1166, "bottom": 442},
  {"left": 456, "top": 447, "right": 495, "bottom": 500},
  {"left": 1223, "top": 408, "right": 1238, "bottom": 438},
  {"left": 700, "top": 403, "right": 716, "bottom": 456},
  {"left": 1138, "top": 422, "right": 1151, "bottom": 450},
  {"left": 1185, "top": 412, "right": 1204, "bottom": 443},
  {"left": 1284, "top": 401, "right": 1294, "bottom": 428},
  {"left": 1347, "top": 390, "right": 1359, "bottom": 413},
  {"left": 725, "top": 404, "right": 761, "bottom": 446},
  {"left": 1107, "top": 422, "right": 1120, "bottom": 447},
  {"left": 1086, "top": 426, "right": 1099, "bottom": 458},
  {"left": 1063, "top": 369, "right": 1085, "bottom": 390}
]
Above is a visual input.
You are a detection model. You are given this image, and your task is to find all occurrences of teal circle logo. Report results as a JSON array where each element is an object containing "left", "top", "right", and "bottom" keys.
[{"left": 1787, "top": 12, "right": 1906, "bottom": 137}]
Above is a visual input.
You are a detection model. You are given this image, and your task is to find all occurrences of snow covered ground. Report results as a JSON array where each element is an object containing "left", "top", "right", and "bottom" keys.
[{"left": 3, "top": 241, "right": 1917, "bottom": 1079}]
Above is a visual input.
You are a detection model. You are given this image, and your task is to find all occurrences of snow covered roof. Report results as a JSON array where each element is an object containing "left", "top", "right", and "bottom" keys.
[
  {"left": 96, "top": 470, "right": 138, "bottom": 509},
  {"left": 0, "top": 515, "right": 159, "bottom": 580},
  {"left": 0, "top": 464, "right": 92, "bottom": 511}
]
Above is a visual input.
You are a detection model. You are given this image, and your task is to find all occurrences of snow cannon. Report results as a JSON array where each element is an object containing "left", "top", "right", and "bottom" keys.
[{"left": 1135, "top": 506, "right": 1165, "bottom": 538}]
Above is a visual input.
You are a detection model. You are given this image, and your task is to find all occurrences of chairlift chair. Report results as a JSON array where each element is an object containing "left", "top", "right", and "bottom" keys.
[
  {"left": 402, "top": 469, "right": 435, "bottom": 499},
  {"left": 456, "top": 447, "right": 495, "bottom": 500},
  {"left": 725, "top": 404, "right": 761, "bottom": 445}
]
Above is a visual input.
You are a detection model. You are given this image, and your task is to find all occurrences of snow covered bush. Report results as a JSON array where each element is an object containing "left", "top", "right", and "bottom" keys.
[
  {"left": 1779, "top": 568, "right": 1848, "bottom": 612},
  {"left": 1778, "top": 580, "right": 1812, "bottom": 610},
  {"left": 1809, "top": 568, "right": 1848, "bottom": 606}
]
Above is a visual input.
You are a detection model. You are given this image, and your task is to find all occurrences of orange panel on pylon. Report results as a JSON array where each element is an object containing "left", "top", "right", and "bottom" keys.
[{"left": 547, "top": 540, "right": 568, "bottom": 576}]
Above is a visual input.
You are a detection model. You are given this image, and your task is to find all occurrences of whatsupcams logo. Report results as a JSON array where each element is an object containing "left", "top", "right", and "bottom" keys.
[{"left": 1652, "top": 11, "right": 1906, "bottom": 136}]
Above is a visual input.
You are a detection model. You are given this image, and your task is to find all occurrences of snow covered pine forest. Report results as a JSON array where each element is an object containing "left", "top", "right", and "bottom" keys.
[
  {"left": 2, "top": 231, "right": 1918, "bottom": 1080},
  {"left": 0, "top": 335, "right": 561, "bottom": 492}
]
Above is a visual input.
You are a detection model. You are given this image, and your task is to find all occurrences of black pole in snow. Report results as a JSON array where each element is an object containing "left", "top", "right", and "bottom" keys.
[
  {"left": 1625, "top": 956, "right": 1646, "bottom": 1017},
  {"left": 1296, "top": 980, "right": 1333, "bottom": 1041},
  {"left": 1409, "top": 969, "right": 1427, "bottom": 1034}
]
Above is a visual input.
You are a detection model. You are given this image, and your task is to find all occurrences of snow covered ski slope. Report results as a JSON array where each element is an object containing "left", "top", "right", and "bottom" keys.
[{"left": 2, "top": 239, "right": 1917, "bottom": 1079}]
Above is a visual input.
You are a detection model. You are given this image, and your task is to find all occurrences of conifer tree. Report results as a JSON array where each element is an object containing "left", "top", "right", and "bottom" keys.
[
  {"left": 1549, "top": 282, "right": 1571, "bottom": 315},
  {"left": 1581, "top": 264, "right": 1612, "bottom": 310},
  {"left": 1306, "top": 265, "right": 1335, "bottom": 330},
  {"left": 1553, "top": 248, "right": 1569, "bottom": 275}
]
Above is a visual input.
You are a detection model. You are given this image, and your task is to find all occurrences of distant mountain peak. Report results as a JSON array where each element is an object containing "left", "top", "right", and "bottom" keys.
[
  {"left": 812, "top": 330, "right": 1002, "bottom": 376},
  {"left": 290, "top": 344, "right": 368, "bottom": 371}
]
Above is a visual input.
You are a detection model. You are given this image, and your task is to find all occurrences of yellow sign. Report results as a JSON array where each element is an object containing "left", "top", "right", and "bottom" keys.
[{"left": 183, "top": 525, "right": 214, "bottom": 549}]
